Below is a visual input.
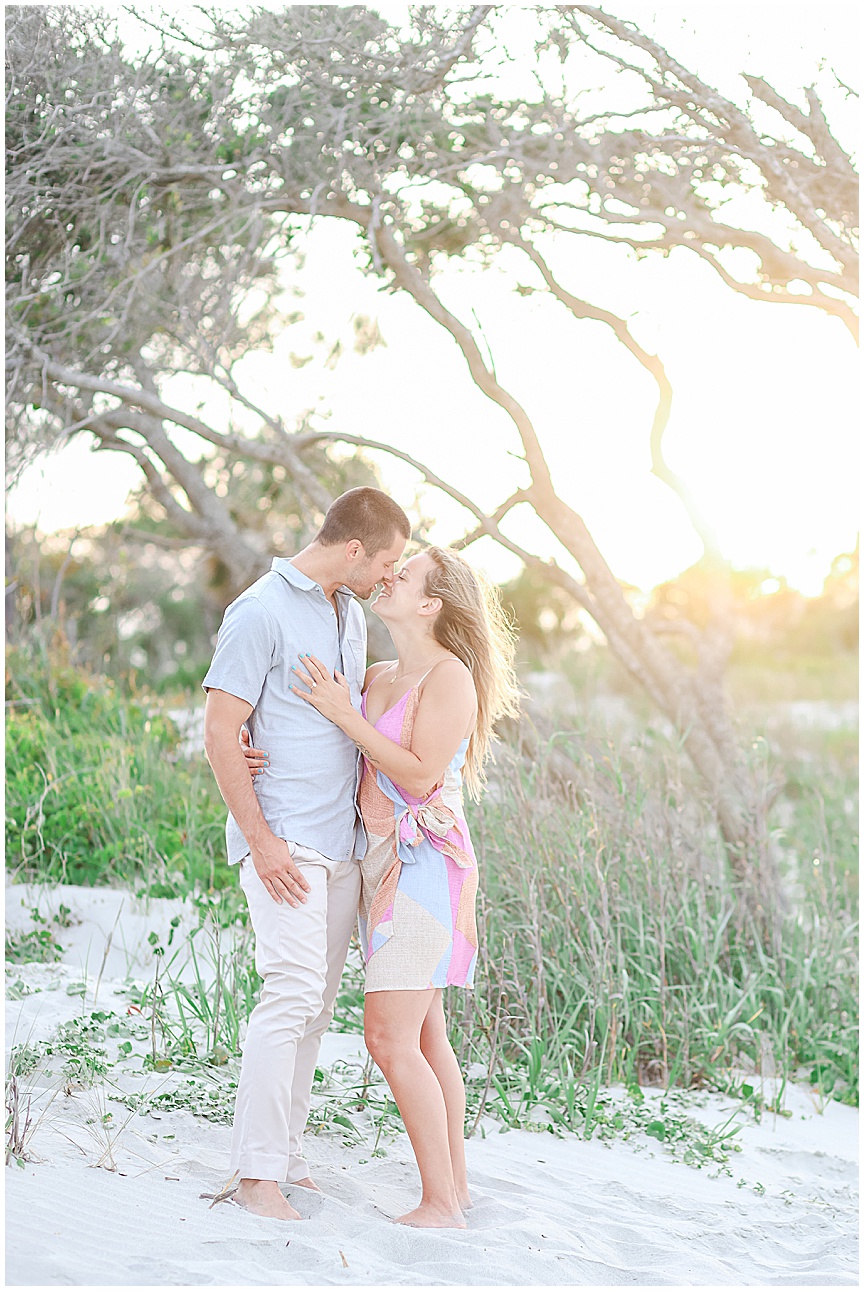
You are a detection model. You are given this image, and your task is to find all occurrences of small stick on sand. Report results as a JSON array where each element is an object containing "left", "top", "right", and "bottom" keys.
[{"left": 200, "top": 1172, "right": 240, "bottom": 1209}]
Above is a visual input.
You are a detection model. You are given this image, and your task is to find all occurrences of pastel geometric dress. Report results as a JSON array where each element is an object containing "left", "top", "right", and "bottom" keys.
[{"left": 357, "top": 678, "right": 479, "bottom": 992}]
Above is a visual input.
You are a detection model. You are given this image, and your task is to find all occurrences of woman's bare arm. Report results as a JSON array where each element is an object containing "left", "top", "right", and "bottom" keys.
[{"left": 295, "top": 655, "right": 476, "bottom": 798}]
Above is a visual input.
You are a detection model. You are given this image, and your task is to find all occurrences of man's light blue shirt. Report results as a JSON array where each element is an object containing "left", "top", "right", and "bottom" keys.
[{"left": 202, "top": 558, "right": 368, "bottom": 865}]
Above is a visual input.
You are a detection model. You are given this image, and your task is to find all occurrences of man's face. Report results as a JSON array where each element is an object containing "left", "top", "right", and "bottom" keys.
[{"left": 345, "top": 533, "right": 408, "bottom": 600}]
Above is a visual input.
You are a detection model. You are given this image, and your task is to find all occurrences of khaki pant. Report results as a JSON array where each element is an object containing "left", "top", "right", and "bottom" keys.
[{"left": 229, "top": 848, "right": 361, "bottom": 1183}]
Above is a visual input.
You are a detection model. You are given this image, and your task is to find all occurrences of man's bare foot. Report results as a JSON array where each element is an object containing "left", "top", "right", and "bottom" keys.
[
  {"left": 289, "top": 1176, "right": 322, "bottom": 1192},
  {"left": 394, "top": 1202, "right": 466, "bottom": 1229},
  {"left": 234, "top": 1179, "right": 301, "bottom": 1221}
]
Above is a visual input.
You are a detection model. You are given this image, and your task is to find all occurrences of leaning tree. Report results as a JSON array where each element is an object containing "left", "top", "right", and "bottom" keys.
[{"left": 6, "top": 4, "right": 858, "bottom": 893}]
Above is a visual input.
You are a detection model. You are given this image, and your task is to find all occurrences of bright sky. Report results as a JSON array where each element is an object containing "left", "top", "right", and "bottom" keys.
[{"left": 7, "top": 3, "right": 859, "bottom": 596}]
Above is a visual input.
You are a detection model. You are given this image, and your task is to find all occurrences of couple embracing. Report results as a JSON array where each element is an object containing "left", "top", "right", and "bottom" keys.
[{"left": 203, "top": 487, "right": 518, "bottom": 1229}]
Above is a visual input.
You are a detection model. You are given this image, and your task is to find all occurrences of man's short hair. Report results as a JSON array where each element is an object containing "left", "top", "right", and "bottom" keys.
[{"left": 316, "top": 487, "right": 411, "bottom": 557}]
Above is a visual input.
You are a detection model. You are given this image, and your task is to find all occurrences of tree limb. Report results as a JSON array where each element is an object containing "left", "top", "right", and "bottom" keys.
[
  {"left": 453, "top": 489, "right": 530, "bottom": 551},
  {"left": 412, "top": 6, "right": 493, "bottom": 91},
  {"left": 570, "top": 6, "right": 856, "bottom": 275},
  {"left": 20, "top": 340, "right": 334, "bottom": 511},
  {"left": 268, "top": 194, "right": 558, "bottom": 498},
  {"left": 510, "top": 232, "right": 723, "bottom": 560}
]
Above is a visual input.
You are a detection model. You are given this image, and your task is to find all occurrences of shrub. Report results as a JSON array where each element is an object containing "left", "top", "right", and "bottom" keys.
[{"left": 6, "top": 640, "right": 229, "bottom": 896}]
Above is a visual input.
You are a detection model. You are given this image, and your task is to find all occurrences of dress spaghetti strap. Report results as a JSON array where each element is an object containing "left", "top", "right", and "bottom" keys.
[{"left": 415, "top": 656, "right": 457, "bottom": 689}]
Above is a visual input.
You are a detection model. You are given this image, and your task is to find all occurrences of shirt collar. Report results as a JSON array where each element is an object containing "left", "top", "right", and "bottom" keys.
[{"left": 270, "top": 557, "right": 356, "bottom": 601}]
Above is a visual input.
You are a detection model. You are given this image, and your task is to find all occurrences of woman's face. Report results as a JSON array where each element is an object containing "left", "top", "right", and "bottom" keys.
[{"left": 371, "top": 552, "right": 436, "bottom": 623}]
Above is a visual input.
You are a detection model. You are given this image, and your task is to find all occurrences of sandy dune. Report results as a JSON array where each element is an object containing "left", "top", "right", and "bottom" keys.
[{"left": 5, "top": 884, "right": 859, "bottom": 1286}]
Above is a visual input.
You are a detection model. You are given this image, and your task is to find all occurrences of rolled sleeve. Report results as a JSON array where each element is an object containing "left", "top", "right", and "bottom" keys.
[{"left": 202, "top": 596, "right": 276, "bottom": 708}]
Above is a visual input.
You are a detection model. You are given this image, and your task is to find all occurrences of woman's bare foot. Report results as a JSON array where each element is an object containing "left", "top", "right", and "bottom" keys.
[
  {"left": 289, "top": 1176, "right": 322, "bottom": 1192},
  {"left": 234, "top": 1179, "right": 302, "bottom": 1220},
  {"left": 394, "top": 1202, "right": 466, "bottom": 1229},
  {"left": 457, "top": 1191, "right": 474, "bottom": 1211}
]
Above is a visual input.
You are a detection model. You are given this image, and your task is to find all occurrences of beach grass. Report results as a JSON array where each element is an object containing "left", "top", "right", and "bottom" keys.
[
  {"left": 6, "top": 641, "right": 858, "bottom": 1153},
  {"left": 5, "top": 640, "right": 231, "bottom": 898},
  {"left": 448, "top": 731, "right": 858, "bottom": 1124}
]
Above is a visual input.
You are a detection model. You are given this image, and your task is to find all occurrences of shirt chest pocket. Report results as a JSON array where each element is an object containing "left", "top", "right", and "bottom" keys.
[{"left": 342, "top": 630, "right": 367, "bottom": 692}]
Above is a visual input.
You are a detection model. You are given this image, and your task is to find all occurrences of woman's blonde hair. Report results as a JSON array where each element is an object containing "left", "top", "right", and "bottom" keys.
[{"left": 423, "top": 546, "right": 520, "bottom": 799}]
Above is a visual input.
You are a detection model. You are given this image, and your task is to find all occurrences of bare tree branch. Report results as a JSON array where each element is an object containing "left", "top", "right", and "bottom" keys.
[
  {"left": 412, "top": 6, "right": 493, "bottom": 91},
  {"left": 510, "top": 232, "right": 723, "bottom": 560},
  {"left": 568, "top": 6, "right": 857, "bottom": 288},
  {"left": 20, "top": 341, "right": 333, "bottom": 513},
  {"left": 453, "top": 489, "right": 530, "bottom": 551}
]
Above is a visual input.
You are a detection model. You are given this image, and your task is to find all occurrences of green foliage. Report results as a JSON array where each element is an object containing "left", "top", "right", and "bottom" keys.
[
  {"left": 447, "top": 733, "right": 858, "bottom": 1110},
  {"left": 48, "top": 1017, "right": 112, "bottom": 1088},
  {"left": 331, "top": 948, "right": 367, "bottom": 1035},
  {"left": 5, "top": 904, "right": 76, "bottom": 964},
  {"left": 500, "top": 568, "right": 586, "bottom": 661},
  {"left": 6, "top": 641, "right": 229, "bottom": 895},
  {"left": 10, "top": 1016, "right": 112, "bottom": 1091},
  {"left": 117, "top": 1076, "right": 239, "bottom": 1126},
  {"left": 129, "top": 913, "right": 259, "bottom": 1068}
]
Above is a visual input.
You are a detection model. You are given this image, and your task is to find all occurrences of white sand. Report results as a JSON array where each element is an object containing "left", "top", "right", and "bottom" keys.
[{"left": 5, "top": 884, "right": 859, "bottom": 1286}]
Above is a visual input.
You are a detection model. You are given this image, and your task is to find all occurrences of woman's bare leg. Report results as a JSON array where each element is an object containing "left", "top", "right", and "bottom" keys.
[
  {"left": 419, "top": 994, "right": 472, "bottom": 1209},
  {"left": 364, "top": 988, "right": 465, "bottom": 1228}
]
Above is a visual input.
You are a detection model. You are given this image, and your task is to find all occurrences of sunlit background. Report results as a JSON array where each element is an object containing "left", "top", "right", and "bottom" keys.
[{"left": 7, "top": 4, "right": 858, "bottom": 596}]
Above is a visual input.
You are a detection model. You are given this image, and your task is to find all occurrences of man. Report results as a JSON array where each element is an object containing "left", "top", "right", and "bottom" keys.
[{"left": 203, "top": 487, "right": 410, "bottom": 1220}]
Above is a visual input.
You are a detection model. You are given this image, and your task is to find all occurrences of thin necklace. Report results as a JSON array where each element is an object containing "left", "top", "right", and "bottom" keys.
[{"left": 387, "top": 655, "right": 447, "bottom": 685}]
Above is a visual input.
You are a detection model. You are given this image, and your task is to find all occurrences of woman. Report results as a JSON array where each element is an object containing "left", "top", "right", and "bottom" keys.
[{"left": 247, "top": 546, "right": 518, "bottom": 1228}]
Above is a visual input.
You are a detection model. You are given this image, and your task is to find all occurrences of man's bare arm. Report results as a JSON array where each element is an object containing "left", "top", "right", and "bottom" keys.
[{"left": 203, "top": 688, "right": 311, "bottom": 906}]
